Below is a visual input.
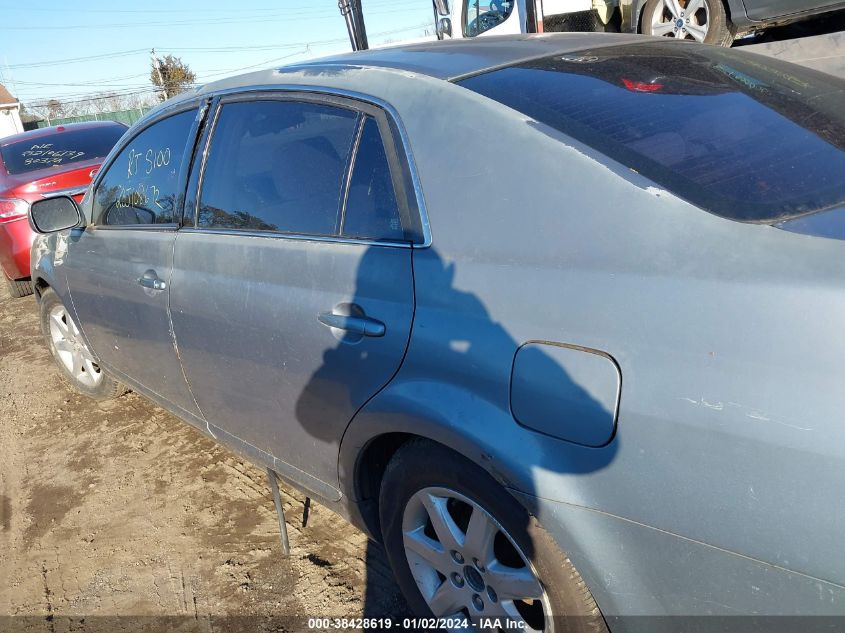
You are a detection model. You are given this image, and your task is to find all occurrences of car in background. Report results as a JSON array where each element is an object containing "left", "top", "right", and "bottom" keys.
[
  {"left": 432, "top": 0, "right": 845, "bottom": 47},
  {"left": 0, "top": 121, "right": 126, "bottom": 297},
  {"left": 26, "top": 36, "right": 845, "bottom": 628}
]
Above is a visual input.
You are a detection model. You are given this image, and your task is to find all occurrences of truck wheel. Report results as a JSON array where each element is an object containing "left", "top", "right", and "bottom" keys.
[
  {"left": 39, "top": 288, "right": 127, "bottom": 401},
  {"left": 641, "top": 0, "right": 733, "bottom": 46},
  {"left": 379, "top": 439, "right": 606, "bottom": 632},
  {"left": 5, "top": 276, "right": 33, "bottom": 298}
]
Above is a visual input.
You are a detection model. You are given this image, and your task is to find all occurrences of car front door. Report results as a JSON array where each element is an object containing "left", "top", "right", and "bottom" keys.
[
  {"left": 65, "top": 104, "right": 205, "bottom": 417},
  {"left": 170, "top": 94, "right": 420, "bottom": 496}
]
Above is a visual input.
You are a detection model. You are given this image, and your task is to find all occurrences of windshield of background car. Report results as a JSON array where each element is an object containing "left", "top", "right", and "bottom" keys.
[
  {"left": 0, "top": 125, "right": 126, "bottom": 176},
  {"left": 464, "top": 0, "right": 515, "bottom": 36},
  {"left": 458, "top": 42, "right": 845, "bottom": 223}
]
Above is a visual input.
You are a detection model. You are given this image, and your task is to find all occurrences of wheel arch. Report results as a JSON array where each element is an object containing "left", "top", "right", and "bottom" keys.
[
  {"left": 632, "top": 0, "right": 649, "bottom": 32},
  {"left": 347, "top": 427, "right": 553, "bottom": 545},
  {"left": 339, "top": 378, "right": 618, "bottom": 543},
  {"left": 32, "top": 275, "right": 51, "bottom": 300},
  {"left": 339, "top": 384, "right": 536, "bottom": 542},
  {"left": 348, "top": 431, "right": 433, "bottom": 540}
]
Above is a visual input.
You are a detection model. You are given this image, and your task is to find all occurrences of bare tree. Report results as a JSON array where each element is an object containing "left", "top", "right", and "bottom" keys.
[
  {"left": 24, "top": 103, "right": 50, "bottom": 123},
  {"left": 124, "top": 91, "right": 157, "bottom": 112},
  {"left": 46, "top": 99, "right": 64, "bottom": 120},
  {"left": 105, "top": 93, "right": 125, "bottom": 112},
  {"left": 86, "top": 92, "right": 117, "bottom": 114}
]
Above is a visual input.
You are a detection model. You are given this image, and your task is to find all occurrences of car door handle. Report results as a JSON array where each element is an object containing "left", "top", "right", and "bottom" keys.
[
  {"left": 137, "top": 269, "right": 167, "bottom": 291},
  {"left": 318, "top": 312, "right": 385, "bottom": 337}
]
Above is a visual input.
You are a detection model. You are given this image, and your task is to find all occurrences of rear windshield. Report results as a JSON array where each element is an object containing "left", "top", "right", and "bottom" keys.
[
  {"left": 458, "top": 42, "right": 845, "bottom": 223},
  {"left": 1, "top": 125, "right": 126, "bottom": 176}
]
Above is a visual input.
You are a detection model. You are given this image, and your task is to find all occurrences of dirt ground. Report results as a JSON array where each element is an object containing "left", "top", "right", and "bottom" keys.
[{"left": 0, "top": 283, "right": 409, "bottom": 632}]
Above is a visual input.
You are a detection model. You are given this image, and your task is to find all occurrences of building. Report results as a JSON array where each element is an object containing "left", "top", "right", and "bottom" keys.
[{"left": 0, "top": 84, "right": 24, "bottom": 139}]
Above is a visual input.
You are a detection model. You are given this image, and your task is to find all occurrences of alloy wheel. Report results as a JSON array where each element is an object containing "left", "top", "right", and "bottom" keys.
[
  {"left": 402, "top": 486, "right": 552, "bottom": 632},
  {"left": 48, "top": 304, "right": 103, "bottom": 388},
  {"left": 649, "top": 0, "right": 710, "bottom": 42}
]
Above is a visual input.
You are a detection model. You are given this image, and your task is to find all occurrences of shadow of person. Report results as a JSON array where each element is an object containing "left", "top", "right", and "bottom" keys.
[{"left": 295, "top": 245, "right": 619, "bottom": 629}]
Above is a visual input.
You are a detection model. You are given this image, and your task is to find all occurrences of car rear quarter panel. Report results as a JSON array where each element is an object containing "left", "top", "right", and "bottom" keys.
[
  {"left": 289, "top": 68, "right": 845, "bottom": 613},
  {"left": 0, "top": 217, "right": 34, "bottom": 280}
]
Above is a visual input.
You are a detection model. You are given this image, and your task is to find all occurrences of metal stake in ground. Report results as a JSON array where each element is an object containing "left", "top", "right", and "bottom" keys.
[{"left": 267, "top": 468, "right": 290, "bottom": 556}]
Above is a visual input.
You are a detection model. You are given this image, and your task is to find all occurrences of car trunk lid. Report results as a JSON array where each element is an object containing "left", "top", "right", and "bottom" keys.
[{"left": 3, "top": 158, "right": 102, "bottom": 203}]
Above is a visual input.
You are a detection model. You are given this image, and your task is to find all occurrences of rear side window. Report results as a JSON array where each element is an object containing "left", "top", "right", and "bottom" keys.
[
  {"left": 458, "top": 42, "right": 845, "bottom": 222},
  {"left": 198, "top": 100, "right": 358, "bottom": 235},
  {"left": 93, "top": 110, "right": 196, "bottom": 226},
  {"left": 342, "top": 116, "right": 404, "bottom": 241},
  {"left": 1, "top": 125, "right": 125, "bottom": 176}
]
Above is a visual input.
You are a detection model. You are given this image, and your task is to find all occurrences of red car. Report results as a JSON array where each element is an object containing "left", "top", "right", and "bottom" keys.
[{"left": 0, "top": 121, "right": 126, "bottom": 297}]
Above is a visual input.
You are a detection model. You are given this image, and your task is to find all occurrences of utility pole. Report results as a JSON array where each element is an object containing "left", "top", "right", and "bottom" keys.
[
  {"left": 352, "top": 0, "right": 368, "bottom": 50},
  {"left": 150, "top": 48, "right": 168, "bottom": 100},
  {"left": 339, "top": 0, "right": 357, "bottom": 50},
  {"left": 338, "top": 0, "right": 368, "bottom": 51}
]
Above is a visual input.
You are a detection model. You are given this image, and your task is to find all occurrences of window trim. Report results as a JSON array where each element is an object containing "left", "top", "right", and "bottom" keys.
[
  {"left": 185, "top": 86, "right": 430, "bottom": 248},
  {"left": 337, "top": 114, "right": 367, "bottom": 236},
  {"left": 89, "top": 100, "right": 206, "bottom": 231}
]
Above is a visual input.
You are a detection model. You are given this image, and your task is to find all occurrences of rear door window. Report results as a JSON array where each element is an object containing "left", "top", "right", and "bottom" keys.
[
  {"left": 198, "top": 100, "right": 358, "bottom": 235},
  {"left": 93, "top": 110, "right": 197, "bottom": 226},
  {"left": 341, "top": 116, "right": 404, "bottom": 241},
  {"left": 458, "top": 42, "right": 845, "bottom": 223}
]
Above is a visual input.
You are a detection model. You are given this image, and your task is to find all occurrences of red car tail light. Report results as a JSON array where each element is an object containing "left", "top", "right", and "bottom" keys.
[
  {"left": 621, "top": 78, "right": 664, "bottom": 92},
  {"left": 0, "top": 198, "right": 29, "bottom": 223}
]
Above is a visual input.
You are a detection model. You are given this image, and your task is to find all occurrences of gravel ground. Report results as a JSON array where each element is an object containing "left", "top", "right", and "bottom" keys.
[{"left": 0, "top": 283, "right": 409, "bottom": 632}]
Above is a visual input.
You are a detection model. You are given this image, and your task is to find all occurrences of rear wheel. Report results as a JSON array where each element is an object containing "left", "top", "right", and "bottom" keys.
[
  {"left": 39, "top": 288, "right": 127, "bottom": 401},
  {"left": 5, "top": 276, "right": 33, "bottom": 298},
  {"left": 641, "top": 0, "right": 733, "bottom": 46},
  {"left": 379, "top": 440, "right": 606, "bottom": 632}
]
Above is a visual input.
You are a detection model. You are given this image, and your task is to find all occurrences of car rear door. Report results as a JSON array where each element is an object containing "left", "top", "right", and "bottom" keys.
[
  {"left": 65, "top": 103, "right": 206, "bottom": 417},
  {"left": 169, "top": 93, "right": 422, "bottom": 496},
  {"left": 744, "top": 0, "right": 838, "bottom": 20}
]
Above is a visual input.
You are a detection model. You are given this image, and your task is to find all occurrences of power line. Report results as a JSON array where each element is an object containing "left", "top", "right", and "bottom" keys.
[
  {"left": 195, "top": 49, "right": 311, "bottom": 80},
  {"left": 25, "top": 88, "right": 161, "bottom": 108},
  {"left": 2, "top": 4, "right": 427, "bottom": 30},
  {"left": 16, "top": 22, "right": 429, "bottom": 90},
  {"left": 5, "top": 21, "right": 429, "bottom": 71},
  {"left": 10, "top": 73, "right": 150, "bottom": 87},
  {"left": 16, "top": 22, "right": 431, "bottom": 104},
  {"left": 5, "top": 49, "right": 148, "bottom": 70},
  {"left": 0, "top": 0, "right": 418, "bottom": 14}
]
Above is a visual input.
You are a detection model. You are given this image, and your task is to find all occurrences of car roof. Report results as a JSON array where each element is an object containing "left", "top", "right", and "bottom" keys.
[
  {"left": 283, "top": 33, "right": 646, "bottom": 81},
  {"left": 281, "top": 33, "right": 643, "bottom": 80},
  {"left": 178, "top": 33, "right": 645, "bottom": 102},
  {"left": 149, "top": 34, "right": 659, "bottom": 121},
  {"left": 0, "top": 120, "right": 127, "bottom": 146}
]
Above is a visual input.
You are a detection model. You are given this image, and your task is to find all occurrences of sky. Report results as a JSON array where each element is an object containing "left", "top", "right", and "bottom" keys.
[{"left": 0, "top": 0, "right": 435, "bottom": 108}]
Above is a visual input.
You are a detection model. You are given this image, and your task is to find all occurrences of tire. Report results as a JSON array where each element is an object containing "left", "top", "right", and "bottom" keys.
[
  {"left": 5, "top": 276, "right": 33, "bottom": 298},
  {"left": 640, "top": 0, "right": 733, "bottom": 46},
  {"left": 39, "top": 288, "right": 127, "bottom": 401},
  {"left": 379, "top": 439, "right": 606, "bottom": 633}
]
